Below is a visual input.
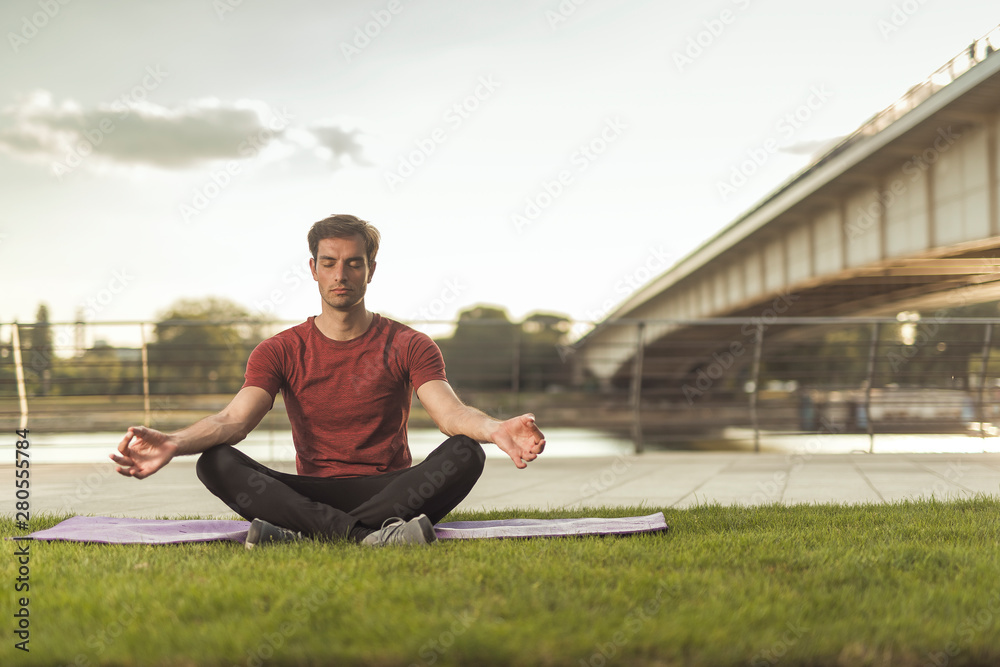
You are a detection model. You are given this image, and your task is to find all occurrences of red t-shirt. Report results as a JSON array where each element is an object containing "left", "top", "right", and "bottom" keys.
[{"left": 242, "top": 314, "right": 446, "bottom": 478}]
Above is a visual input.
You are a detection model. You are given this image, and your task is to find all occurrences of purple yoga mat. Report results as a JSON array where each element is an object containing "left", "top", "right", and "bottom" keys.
[
  {"left": 433, "top": 513, "right": 669, "bottom": 539},
  {"left": 25, "top": 513, "right": 669, "bottom": 545},
  {"left": 27, "top": 516, "right": 252, "bottom": 545}
]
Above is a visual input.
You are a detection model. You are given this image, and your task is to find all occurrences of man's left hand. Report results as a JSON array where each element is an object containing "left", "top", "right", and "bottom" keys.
[{"left": 492, "top": 413, "right": 546, "bottom": 469}]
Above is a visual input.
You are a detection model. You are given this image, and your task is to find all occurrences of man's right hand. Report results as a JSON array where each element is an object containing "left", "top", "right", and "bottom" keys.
[{"left": 110, "top": 426, "right": 178, "bottom": 480}]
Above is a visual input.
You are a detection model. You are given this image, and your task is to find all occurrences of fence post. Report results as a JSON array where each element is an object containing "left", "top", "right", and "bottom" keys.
[
  {"left": 511, "top": 325, "right": 521, "bottom": 411},
  {"left": 977, "top": 321, "right": 993, "bottom": 438},
  {"left": 11, "top": 323, "right": 29, "bottom": 432},
  {"left": 749, "top": 322, "right": 764, "bottom": 453},
  {"left": 630, "top": 322, "right": 646, "bottom": 454},
  {"left": 864, "top": 321, "right": 881, "bottom": 454},
  {"left": 140, "top": 323, "right": 151, "bottom": 426}
]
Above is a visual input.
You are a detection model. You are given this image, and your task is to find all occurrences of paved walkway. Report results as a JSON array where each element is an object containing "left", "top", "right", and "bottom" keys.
[{"left": 5, "top": 451, "right": 999, "bottom": 519}]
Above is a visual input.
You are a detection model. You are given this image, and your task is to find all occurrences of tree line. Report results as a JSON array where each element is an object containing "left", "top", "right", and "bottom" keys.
[
  {"left": 5, "top": 297, "right": 1000, "bottom": 400},
  {"left": 0, "top": 299, "right": 575, "bottom": 398}
]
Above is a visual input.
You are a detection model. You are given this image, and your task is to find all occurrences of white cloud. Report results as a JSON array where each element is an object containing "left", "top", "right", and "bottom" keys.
[
  {"left": 0, "top": 91, "right": 369, "bottom": 173},
  {"left": 307, "top": 123, "right": 371, "bottom": 168}
]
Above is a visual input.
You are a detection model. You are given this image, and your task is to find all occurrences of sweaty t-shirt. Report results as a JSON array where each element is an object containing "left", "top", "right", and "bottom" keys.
[{"left": 242, "top": 314, "right": 446, "bottom": 478}]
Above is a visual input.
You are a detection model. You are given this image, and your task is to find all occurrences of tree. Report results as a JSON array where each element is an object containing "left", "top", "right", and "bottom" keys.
[
  {"left": 436, "top": 305, "right": 517, "bottom": 391},
  {"left": 27, "top": 303, "right": 53, "bottom": 396},
  {"left": 435, "top": 306, "right": 573, "bottom": 392},
  {"left": 148, "top": 297, "right": 264, "bottom": 395},
  {"left": 56, "top": 340, "right": 143, "bottom": 396},
  {"left": 518, "top": 312, "right": 573, "bottom": 390},
  {"left": 0, "top": 329, "right": 15, "bottom": 397}
]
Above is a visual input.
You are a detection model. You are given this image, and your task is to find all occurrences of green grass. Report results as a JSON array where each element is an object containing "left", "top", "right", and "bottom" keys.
[{"left": 3, "top": 500, "right": 1000, "bottom": 666}]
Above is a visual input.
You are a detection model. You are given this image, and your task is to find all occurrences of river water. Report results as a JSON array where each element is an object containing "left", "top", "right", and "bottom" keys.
[
  {"left": 22, "top": 427, "right": 635, "bottom": 465},
  {"left": 17, "top": 427, "right": 1000, "bottom": 465}
]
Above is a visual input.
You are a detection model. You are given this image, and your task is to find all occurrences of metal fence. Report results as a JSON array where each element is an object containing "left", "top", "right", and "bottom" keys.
[
  {"left": 580, "top": 316, "right": 1000, "bottom": 452},
  {"left": 2, "top": 316, "right": 1000, "bottom": 452}
]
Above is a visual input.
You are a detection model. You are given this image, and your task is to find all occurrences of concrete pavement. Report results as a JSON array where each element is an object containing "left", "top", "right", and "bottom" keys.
[{"left": 5, "top": 451, "right": 1000, "bottom": 519}]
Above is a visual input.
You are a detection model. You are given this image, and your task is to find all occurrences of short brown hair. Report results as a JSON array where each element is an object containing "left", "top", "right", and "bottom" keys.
[{"left": 307, "top": 214, "right": 381, "bottom": 266}]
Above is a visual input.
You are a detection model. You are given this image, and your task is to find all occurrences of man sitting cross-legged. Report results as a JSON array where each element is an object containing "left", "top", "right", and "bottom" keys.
[{"left": 110, "top": 214, "right": 545, "bottom": 548}]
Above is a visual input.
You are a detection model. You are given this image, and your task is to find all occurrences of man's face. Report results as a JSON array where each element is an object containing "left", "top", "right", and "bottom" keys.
[{"left": 310, "top": 235, "right": 376, "bottom": 312}]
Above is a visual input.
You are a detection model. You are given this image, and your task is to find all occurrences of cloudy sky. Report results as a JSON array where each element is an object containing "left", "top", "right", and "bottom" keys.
[{"left": 1, "top": 0, "right": 997, "bottom": 342}]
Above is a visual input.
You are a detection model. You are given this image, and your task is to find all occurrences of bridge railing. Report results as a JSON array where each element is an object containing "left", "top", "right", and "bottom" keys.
[
  {"left": 816, "top": 23, "right": 1000, "bottom": 164},
  {"left": 2, "top": 316, "right": 999, "bottom": 452}
]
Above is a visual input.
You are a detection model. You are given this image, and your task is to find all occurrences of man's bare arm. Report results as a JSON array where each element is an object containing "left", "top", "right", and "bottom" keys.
[
  {"left": 110, "top": 386, "right": 273, "bottom": 479},
  {"left": 416, "top": 380, "right": 545, "bottom": 469}
]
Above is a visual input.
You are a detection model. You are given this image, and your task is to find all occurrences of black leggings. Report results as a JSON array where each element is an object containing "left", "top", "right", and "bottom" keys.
[{"left": 195, "top": 434, "right": 486, "bottom": 540}]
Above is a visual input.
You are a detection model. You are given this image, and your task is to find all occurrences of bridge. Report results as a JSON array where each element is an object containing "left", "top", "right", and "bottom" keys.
[{"left": 578, "top": 26, "right": 1000, "bottom": 392}]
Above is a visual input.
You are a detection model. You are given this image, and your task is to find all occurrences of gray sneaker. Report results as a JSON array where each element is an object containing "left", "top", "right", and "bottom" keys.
[
  {"left": 245, "top": 518, "right": 304, "bottom": 550},
  {"left": 361, "top": 514, "right": 437, "bottom": 547}
]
